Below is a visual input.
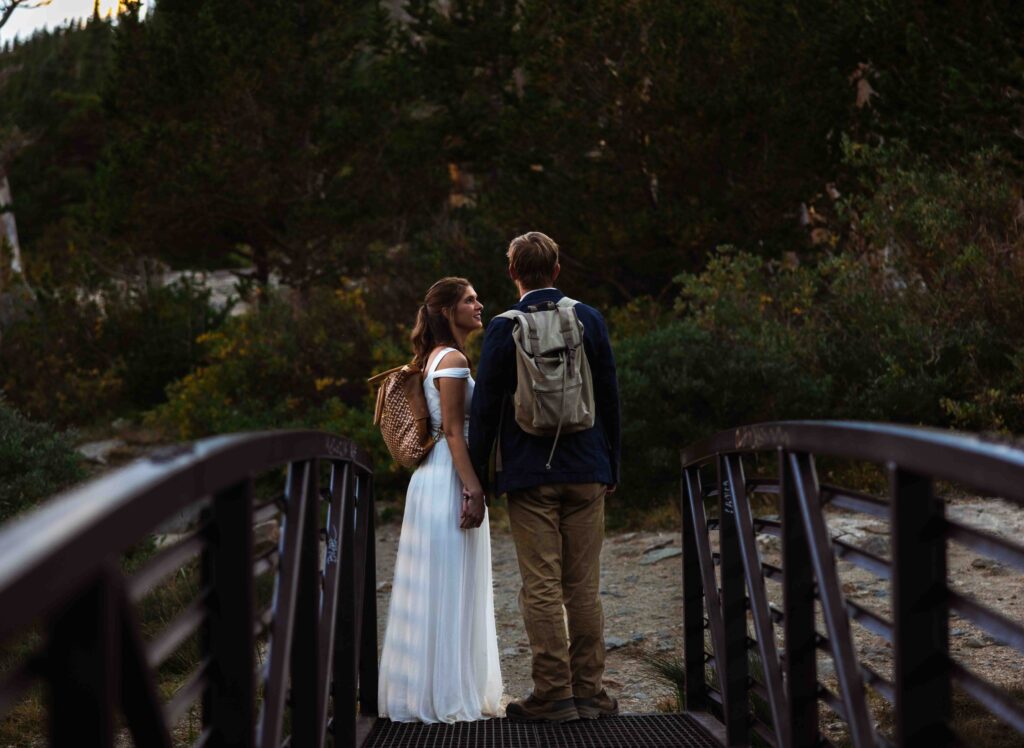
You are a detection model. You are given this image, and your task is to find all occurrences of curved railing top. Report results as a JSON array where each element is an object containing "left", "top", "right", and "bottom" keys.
[
  {"left": 681, "top": 420, "right": 1024, "bottom": 500},
  {"left": 0, "top": 429, "right": 372, "bottom": 642}
]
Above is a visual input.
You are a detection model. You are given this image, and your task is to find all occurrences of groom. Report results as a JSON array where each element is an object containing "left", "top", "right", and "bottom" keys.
[{"left": 469, "top": 231, "right": 621, "bottom": 722}]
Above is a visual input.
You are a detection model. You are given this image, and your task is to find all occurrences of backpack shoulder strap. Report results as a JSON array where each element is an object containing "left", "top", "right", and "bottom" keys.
[
  {"left": 557, "top": 296, "right": 578, "bottom": 308},
  {"left": 367, "top": 363, "right": 407, "bottom": 385}
]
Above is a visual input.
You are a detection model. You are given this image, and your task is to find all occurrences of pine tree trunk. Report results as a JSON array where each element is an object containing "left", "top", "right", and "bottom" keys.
[{"left": 0, "top": 168, "right": 23, "bottom": 283}]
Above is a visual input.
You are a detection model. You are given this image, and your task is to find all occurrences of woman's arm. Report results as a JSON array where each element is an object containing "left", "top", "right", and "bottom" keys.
[{"left": 435, "top": 350, "right": 486, "bottom": 528}]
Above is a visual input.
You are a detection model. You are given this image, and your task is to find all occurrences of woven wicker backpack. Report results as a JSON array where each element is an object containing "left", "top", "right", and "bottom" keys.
[{"left": 368, "top": 363, "right": 439, "bottom": 468}]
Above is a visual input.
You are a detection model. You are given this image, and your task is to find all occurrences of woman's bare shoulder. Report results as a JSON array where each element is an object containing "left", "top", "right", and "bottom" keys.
[{"left": 435, "top": 349, "right": 469, "bottom": 370}]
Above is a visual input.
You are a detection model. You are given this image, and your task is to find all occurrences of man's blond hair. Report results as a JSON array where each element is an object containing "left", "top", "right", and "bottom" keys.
[{"left": 507, "top": 232, "right": 559, "bottom": 290}]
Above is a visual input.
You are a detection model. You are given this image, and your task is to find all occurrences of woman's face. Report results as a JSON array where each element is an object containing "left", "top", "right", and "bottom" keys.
[{"left": 449, "top": 285, "right": 484, "bottom": 335}]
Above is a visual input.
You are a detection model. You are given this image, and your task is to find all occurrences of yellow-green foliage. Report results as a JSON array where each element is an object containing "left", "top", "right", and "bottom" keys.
[{"left": 151, "top": 286, "right": 407, "bottom": 491}]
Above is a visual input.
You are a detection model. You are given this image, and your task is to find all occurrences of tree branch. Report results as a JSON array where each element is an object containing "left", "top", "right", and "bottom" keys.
[{"left": 0, "top": 0, "right": 53, "bottom": 33}]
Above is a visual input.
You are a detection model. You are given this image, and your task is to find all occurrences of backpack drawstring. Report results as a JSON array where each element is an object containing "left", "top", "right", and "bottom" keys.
[{"left": 545, "top": 353, "right": 569, "bottom": 470}]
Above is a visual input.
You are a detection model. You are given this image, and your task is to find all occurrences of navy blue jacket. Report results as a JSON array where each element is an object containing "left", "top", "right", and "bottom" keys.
[{"left": 469, "top": 288, "right": 621, "bottom": 494}]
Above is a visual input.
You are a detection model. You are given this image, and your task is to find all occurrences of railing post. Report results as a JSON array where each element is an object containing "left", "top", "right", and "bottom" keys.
[
  {"left": 332, "top": 462, "right": 358, "bottom": 745},
  {"left": 48, "top": 565, "right": 118, "bottom": 747},
  {"left": 258, "top": 460, "right": 313, "bottom": 748},
  {"left": 358, "top": 473, "right": 379, "bottom": 719},
  {"left": 724, "top": 454, "right": 789, "bottom": 747},
  {"left": 682, "top": 466, "right": 708, "bottom": 712},
  {"left": 291, "top": 461, "right": 322, "bottom": 747},
  {"left": 790, "top": 452, "right": 873, "bottom": 748},
  {"left": 890, "top": 467, "right": 950, "bottom": 746},
  {"left": 781, "top": 450, "right": 818, "bottom": 748},
  {"left": 204, "top": 478, "right": 256, "bottom": 747},
  {"left": 718, "top": 456, "right": 748, "bottom": 745},
  {"left": 318, "top": 460, "right": 345, "bottom": 743}
]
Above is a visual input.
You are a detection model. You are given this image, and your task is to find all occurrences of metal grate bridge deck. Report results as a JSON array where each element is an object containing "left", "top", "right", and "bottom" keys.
[{"left": 365, "top": 713, "right": 722, "bottom": 748}]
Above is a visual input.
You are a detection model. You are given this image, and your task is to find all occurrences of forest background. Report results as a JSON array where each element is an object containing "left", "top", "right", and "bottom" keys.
[{"left": 2, "top": 0, "right": 1024, "bottom": 524}]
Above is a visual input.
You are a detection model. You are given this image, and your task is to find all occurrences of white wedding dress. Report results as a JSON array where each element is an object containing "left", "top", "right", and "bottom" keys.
[{"left": 377, "top": 347, "right": 503, "bottom": 723}]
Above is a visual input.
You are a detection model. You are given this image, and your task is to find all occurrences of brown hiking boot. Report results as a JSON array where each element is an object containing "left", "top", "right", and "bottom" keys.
[
  {"left": 575, "top": 690, "right": 619, "bottom": 719},
  {"left": 505, "top": 694, "right": 579, "bottom": 722}
]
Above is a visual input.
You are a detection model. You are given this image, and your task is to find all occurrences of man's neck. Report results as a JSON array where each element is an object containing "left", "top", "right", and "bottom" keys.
[{"left": 518, "top": 285, "right": 557, "bottom": 301}]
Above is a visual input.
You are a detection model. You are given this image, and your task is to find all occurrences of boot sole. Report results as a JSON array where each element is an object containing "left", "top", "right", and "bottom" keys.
[
  {"left": 577, "top": 706, "right": 619, "bottom": 719},
  {"left": 506, "top": 707, "right": 579, "bottom": 723}
]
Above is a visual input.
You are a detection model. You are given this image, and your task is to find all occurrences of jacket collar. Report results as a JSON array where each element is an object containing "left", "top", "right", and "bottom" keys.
[{"left": 515, "top": 287, "right": 564, "bottom": 311}]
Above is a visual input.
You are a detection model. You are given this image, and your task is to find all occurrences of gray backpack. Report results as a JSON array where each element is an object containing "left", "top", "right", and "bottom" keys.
[{"left": 498, "top": 297, "right": 595, "bottom": 469}]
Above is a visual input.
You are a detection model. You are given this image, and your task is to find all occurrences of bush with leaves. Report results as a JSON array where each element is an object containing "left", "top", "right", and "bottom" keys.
[
  {"left": 616, "top": 143, "right": 1024, "bottom": 505},
  {"left": 0, "top": 399, "right": 85, "bottom": 523},
  {"left": 150, "top": 285, "right": 409, "bottom": 494},
  {"left": 0, "top": 277, "right": 229, "bottom": 426}
]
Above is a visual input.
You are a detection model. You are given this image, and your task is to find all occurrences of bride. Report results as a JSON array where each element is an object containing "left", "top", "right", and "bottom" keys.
[{"left": 377, "top": 276, "right": 503, "bottom": 723}]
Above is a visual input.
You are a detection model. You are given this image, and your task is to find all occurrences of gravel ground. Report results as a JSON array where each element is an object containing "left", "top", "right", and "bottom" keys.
[{"left": 374, "top": 495, "right": 1024, "bottom": 723}]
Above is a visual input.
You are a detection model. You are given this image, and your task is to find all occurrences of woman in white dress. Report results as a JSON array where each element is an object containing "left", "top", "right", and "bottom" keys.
[{"left": 378, "top": 276, "right": 503, "bottom": 723}]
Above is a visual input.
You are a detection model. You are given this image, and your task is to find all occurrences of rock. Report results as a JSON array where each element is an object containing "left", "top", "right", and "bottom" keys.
[
  {"left": 625, "top": 574, "right": 639, "bottom": 584},
  {"left": 600, "top": 589, "right": 626, "bottom": 598},
  {"left": 254, "top": 520, "right": 280, "bottom": 546},
  {"left": 605, "top": 636, "right": 628, "bottom": 650},
  {"left": 376, "top": 581, "right": 391, "bottom": 593},
  {"left": 656, "top": 640, "right": 675, "bottom": 652},
  {"left": 643, "top": 538, "right": 674, "bottom": 553},
  {"left": 501, "top": 646, "right": 522, "bottom": 657},
  {"left": 616, "top": 532, "right": 638, "bottom": 543},
  {"left": 970, "top": 557, "right": 1004, "bottom": 573},
  {"left": 76, "top": 438, "right": 126, "bottom": 465},
  {"left": 859, "top": 534, "right": 890, "bottom": 557},
  {"left": 964, "top": 637, "right": 990, "bottom": 649},
  {"left": 951, "top": 628, "right": 965, "bottom": 637},
  {"left": 156, "top": 501, "right": 205, "bottom": 534},
  {"left": 640, "top": 547, "right": 682, "bottom": 565}
]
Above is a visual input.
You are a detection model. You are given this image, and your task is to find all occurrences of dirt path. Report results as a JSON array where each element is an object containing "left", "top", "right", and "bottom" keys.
[{"left": 374, "top": 496, "right": 1024, "bottom": 718}]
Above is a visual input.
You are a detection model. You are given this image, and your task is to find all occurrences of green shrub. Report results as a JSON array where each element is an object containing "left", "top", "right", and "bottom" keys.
[
  {"left": 150, "top": 286, "right": 406, "bottom": 495},
  {"left": 0, "top": 399, "right": 85, "bottom": 523},
  {"left": 0, "top": 277, "right": 229, "bottom": 426}
]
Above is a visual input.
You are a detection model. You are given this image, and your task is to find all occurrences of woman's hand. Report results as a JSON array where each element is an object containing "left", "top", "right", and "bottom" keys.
[{"left": 460, "top": 484, "right": 486, "bottom": 529}]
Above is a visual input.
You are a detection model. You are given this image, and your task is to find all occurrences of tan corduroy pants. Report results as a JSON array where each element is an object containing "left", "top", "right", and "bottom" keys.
[{"left": 507, "top": 482, "right": 607, "bottom": 701}]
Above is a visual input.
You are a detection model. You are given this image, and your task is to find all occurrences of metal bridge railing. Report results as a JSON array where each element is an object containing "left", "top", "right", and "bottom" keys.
[
  {"left": 680, "top": 421, "right": 1024, "bottom": 748},
  {"left": 0, "top": 430, "right": 378, "bottom": 748}
]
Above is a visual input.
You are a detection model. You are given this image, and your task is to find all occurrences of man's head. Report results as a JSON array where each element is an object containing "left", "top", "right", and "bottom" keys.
[{"left": 507, "top": 231, "right": 560, "bottom": 292}]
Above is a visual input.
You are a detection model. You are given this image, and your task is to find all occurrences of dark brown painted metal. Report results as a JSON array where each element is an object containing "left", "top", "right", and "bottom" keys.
[
  {"left": 359, "top": 474, "right": 380, "bottom": 719},
  {"left": 48, "top": 565, "right": 118, "bottom": 746},
  {"left": 717, "top": 457, "right": 748, "bottom": 745},
  {"left": 681, "top": 420, "right": 1024, "bottom": 748},
  {"left": 332, "top": 460, "right": 359, "bottom": 746},
  {"left": 722, "top": 455, "right": 788, "bottom": 747},
  {"left": 891, "top": 468, "right": 950, "bottom": 745},
  {"left": 204, "top": 478, "right": 255, "bottom": 746},
  {"left": 290, "top": 462, "right": 322, "bottom": 748},
  {"left": 258, "top": 460, "right": 312, "bottom": 748},
  {"left": 791, "top": 453, "right": 872, "bottom": 747},
  {"left": 0, "top": 430, "right": 375, "bottom": 748},
  {"left": 780, "top": 452, "right": 824, "bottom": 748},
  {"left": 684, "top": 466, "right": 729, "bottom": 696},
  {"left": 682, "top": 468, "right": 709, "bottom": 712},
  {"left": 317, "top": 460, "right": 347, "bottom": 743}
]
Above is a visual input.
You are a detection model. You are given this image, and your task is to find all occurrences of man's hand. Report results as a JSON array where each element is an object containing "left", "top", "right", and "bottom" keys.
[{"left": 460, "top": 485, "right": 486, "bottom": 529}]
